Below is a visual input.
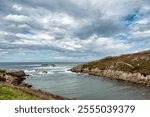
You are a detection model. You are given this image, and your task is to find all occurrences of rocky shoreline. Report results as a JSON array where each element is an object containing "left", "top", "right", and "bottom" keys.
[
  {"left": 71, "top": 64, "right": 150, "bottom": 86},
  {"left": 0, "top": 69, "right": 68, "bottom": 100}
]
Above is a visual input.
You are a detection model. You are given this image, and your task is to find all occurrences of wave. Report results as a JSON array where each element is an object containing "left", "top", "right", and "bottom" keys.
[
  {"left": 24, "top": 69, "right": 36, "bottom": 73},
  {"left": 23, "top": 65, "right": 73, "bottom": 78}
]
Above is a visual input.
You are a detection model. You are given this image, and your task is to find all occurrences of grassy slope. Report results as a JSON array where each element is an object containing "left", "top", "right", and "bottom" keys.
[
  {"left": 0, "top": 83, "right": 40, "bottom": 100},
  {"left": 82, "top": 50, "right": 150, "bottom": 75}
]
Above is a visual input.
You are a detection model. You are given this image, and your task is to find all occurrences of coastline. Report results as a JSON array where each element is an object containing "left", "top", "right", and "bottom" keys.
[
  {"left": 0, "top": 69, "right": 69, "bottom": 100},
  {"left": 71, "top": 66, "right": 150, "bottom": 86},
  {"left": 70, "top": 50, "right": 150, "bottom": 86}
]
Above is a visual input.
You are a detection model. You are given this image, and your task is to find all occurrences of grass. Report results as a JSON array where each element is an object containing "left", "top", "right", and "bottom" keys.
[
  {"left": 82, "top": 50, "right": 150, "bottom": 75},
  {"left": 0, "top": 69, "right": 6, "bottom": 73},
  {"left": 0, "top": 83, "right": 40, "bottom": 100}
]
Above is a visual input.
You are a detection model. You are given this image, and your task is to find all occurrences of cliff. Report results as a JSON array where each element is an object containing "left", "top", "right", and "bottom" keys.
[{"left": 71, "top": 50, "right": 150, "bottom": 86}]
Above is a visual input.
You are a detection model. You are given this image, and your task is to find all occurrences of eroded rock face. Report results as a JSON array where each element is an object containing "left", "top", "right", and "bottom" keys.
[
  {"left": 6, "top": 70, "right": 26, "bottom": 77},
  {"left": 70, "top": 64, "right": 83, "bottom": 73},
  {"left": 71, "top": 65, "right": 150, "bottom": 86},
  {"left": 0, "top": 70, "right": 27, "bottom": 86},
  {"left": 0, "top": 75, "right": 6, "bottom": 82}
]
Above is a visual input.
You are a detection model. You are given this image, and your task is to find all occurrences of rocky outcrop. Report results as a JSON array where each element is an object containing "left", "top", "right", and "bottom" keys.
[
  {"left": 41, "top": 64, "right": 55, "bottom": 67},
  {"left": 0, "top": 69, "right": 69, "bottom": 99},
  {"left": 0, "top": 69, "right": 27, "bottom": 86},
  {"left": 6, "top": 70, "right": 26, "bottom": 77},
  {"left": 0, "top": 75, "right": 6, "bottom": 82},
  {"left": 71, "top": 66, "right": 150, "bottom": 86},
  {"left": 71, "top": 50, "right": 150, "bottom": 86},
  {"left": 71, "top": 64, "right": 84, "bottom": 73}
]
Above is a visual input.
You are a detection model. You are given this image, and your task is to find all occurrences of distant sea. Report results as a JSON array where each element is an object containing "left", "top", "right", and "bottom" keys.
[{"left": 1, "top": 62, "right": 150, "bottom": 100}]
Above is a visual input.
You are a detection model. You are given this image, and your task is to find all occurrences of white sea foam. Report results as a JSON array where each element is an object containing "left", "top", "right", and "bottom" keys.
[
  {"left": 19, "top": 64, "right": 41, "bottom": 67},
  {"left": 24, "top": 65, "right": 72, "bottom": 77},
  {"left": 24, "top": 69, "right": 36, "bottom": 73}
]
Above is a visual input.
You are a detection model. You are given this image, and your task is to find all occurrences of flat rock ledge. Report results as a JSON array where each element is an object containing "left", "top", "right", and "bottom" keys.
[{"left": 71, "top": 65, "right": 150, "bottom": 86}]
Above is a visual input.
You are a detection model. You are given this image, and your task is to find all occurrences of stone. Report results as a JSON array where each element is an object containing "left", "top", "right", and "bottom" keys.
[
  {"left": 71, "top": 65, "right": 150, "bottom": 86},
  {"left": 70, "top": 64, "right": 83, "bottom": 73},
  {"left": 6, "top": 70, "right": 26, "bottom": 77}
]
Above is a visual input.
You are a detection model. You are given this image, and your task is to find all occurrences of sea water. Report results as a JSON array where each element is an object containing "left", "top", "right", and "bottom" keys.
[{"left": 0, "top": 62, "right": 150, "bottom": 100}]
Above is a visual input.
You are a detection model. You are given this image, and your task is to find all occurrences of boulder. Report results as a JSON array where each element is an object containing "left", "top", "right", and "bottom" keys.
[
  {"left": 4, "top": 74, "right": 25, "bottom": 85},
  {"left": 0, "top": 69, "right": 33, "bottom": 88},
  {"left": 70, "top": 64, "right": 83, "bottom": 73},
  {"left": 0, "top": 70, "right": 6, "bottom": 82},
  {"left": 0, "top": 75, "right": 6, "bottom": 82},
  {"left": 6, "top": 70, "right": 26, "bottom": 77}
]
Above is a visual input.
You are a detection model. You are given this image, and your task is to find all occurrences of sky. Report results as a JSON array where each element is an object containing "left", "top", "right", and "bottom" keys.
[{"left": 0, "top": 0, "right": 150, "bottom": 62}]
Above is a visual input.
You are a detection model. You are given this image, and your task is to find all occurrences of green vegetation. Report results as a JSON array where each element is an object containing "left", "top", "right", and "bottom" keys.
[
  {"left": 0, "top": 83, "right": 40, "bottom": 100},
  {"left": 82, "top": 50, "right": 150, "bottom": 75},
  {"left": 0, "top": 69, "right": 6, "bottom": 73}
]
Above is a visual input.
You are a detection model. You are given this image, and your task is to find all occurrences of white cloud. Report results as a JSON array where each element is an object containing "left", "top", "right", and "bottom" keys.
[
  {"left": 132, "top": 30, "right": 150, "bottom": 38},
  {"left": 3, "top": 14, "right": 30, "bottom": 23},
  {"left": 12, "top": 4, "right": 23, "bottom": 11},
  {"left": 0, "top": 0, "right": 150, "bottom": 61},
  {"left": 0, "top": 31, "right": 9, "bottom": 35},
  {"left": 81, "top": 35, "right": 131, "bottom": 53},
  {"left": 17, "top": 24, "right": 30, "bottom": 29},
  {"left": 15, "top": 33, "right": 32, "bottom": 39},
  {"left": 15, "top": 32, "right": 55, "bottom": 45},
  {"left": 129, "top": 5, "right": 150, "bottom": 39},
  {"left": 58, "top": 39, "right": 83, "bottom": 51},
  {"left": 35, "top": 12, "right": 79, "bottom": 30},
  {"left": 136, "top": 18, "right": 150, "bottom": 25}
]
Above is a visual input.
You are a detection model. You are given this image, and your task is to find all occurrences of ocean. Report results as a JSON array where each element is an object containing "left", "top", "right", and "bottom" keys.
[{"left": 0, "top": 62, "right": 150, "bottom": 100}]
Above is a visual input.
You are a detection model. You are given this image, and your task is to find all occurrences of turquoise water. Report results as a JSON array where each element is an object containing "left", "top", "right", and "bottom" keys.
[{"left": 1, "top": 62, "right": 150, "bottom": 100}]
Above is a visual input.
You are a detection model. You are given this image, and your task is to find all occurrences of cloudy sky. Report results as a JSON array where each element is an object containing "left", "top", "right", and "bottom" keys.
[{"left": 0, "top": 0, "right": 150, "bottom": 62}]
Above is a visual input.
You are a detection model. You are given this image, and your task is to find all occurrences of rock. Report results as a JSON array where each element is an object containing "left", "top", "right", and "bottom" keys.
[
  {"left": 82, "top": 68, "right": 90, "bottom": 73},
  {"left": 42, "top": 71, "right": 48, "bottom": 74},
  {"left": 71, "top": 65, "right": 150, "bottom": 86},
  {"left": 4, "top": 74, "right": 25, "bottom": 85},
  {"left": 0, "top": 75, "right": 6, "bottom": 82},
  {"left": 51, "top": 64, "right": 55, "bottom": 67},
  {"left": 11, "top": 76, "right": 26, "bottom": 85},
  {"left": 6, "top": 70, "right": 26, "bottom": 77},
  {"left": 41, "top": 64, "right": 55, "bottom": 67},
  {"left": 0, "top": 70, "right": 27, "bottom": 85},
  {"left": 20, "top": 83, "right": 32, "bottom": 88},
  {"left": 0, "top": 68, "right": 56, "bottom": 101},
  {"left": 70, "top": 64, "right": 83, "bottom": 73}
]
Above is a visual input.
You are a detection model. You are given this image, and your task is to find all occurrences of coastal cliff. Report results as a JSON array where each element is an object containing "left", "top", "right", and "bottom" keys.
[{"left": 71, "top": 50, "right": 150, "bottom": 86}]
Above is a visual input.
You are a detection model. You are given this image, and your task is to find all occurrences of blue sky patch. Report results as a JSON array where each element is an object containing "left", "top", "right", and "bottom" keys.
[{"left": 122, "top": 10, "right": 141, "bottom": 26}]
